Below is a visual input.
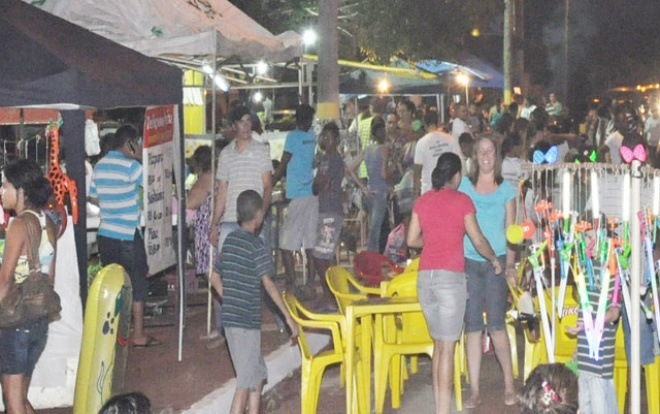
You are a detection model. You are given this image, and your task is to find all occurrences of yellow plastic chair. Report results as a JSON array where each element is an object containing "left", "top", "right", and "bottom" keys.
[
  {"left": 614, "top": 322, "right": 627, "bottom": 414},
  {"left": 644, "top": 356, "right": 660, "bottom": 414},
  {"left": 543, "top": 286, "right": 580, "bottom": 363},
  {"left": 403, "top": 257, "right": 420, "bottom": 272},
  {"left": 613, "top": 323, "right": 660, "bottom": 414},
  {"left": 520, "top": 286, "right": 580, "bottom": 379},
  {"left": 326, "top": 266, "right": 380, "bottom": 313},
  {"left": 373, "top": 272, "right": 463, "bottom": 413},
  {"left": 283, "top": 292, "right": 366, "bottom": 414},
  {"left": 505, "top": 310, "right": 519, "bottom": 379},
  {"left": 325, "top": 266, "right": 378, "bottom": 389}
]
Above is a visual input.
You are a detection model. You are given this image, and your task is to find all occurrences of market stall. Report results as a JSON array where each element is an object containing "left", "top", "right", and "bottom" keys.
[{"left": 0, "top": 0, "right": 183, "bottom": 408}]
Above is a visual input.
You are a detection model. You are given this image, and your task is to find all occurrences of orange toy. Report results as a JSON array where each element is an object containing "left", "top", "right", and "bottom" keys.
[{"left": 47, "top": 124, "right": 78, "bottom": 224}]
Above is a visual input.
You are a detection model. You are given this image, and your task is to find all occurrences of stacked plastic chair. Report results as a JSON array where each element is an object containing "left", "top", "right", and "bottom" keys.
[
  {"left": 325, "top": 265, "right": 379, "bottom": 390},
  {"left": 282, "top": 292, "right": 366, "bottom": 414},
  {"left": 353, "top": 251, "right": 405, "bottom": 287}
]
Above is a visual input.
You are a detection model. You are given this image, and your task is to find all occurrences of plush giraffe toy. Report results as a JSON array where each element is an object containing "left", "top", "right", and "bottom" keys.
[{"left": 46, "top": 123, "right": 79, "bottom": 225}]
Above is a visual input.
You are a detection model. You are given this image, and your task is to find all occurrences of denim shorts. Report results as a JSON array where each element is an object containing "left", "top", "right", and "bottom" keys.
[
  {"left": 417, "top": 269, "right": 467, "bottom": 341},
  {"left": 225, "top": 327, "right": 267, "bottom": 390},
  {"left": 0, "top": 317, "right": 48, "bottom": 376},
  {"left": 464, "top": 255, "right": 509, "bottom": 333},
  {"left": 98, "top": 230, "right": 149, "bottom": 302}
]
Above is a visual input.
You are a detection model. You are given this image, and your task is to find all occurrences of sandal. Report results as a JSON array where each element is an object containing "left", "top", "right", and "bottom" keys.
[
  {"left": 206, "top": 336, "right": 226, "bottom": 350},
  {"left": 131, "top": 336, "right": 163, "bottom": 348},
  {"left": 464, "top": 394, "right": 481, "bottom": 409},
  {"left": 504, "top": 391, "right": 517, "bottom": 406},
  {"left": 199, "top": 330, "right": 221, "bottom": 340}
]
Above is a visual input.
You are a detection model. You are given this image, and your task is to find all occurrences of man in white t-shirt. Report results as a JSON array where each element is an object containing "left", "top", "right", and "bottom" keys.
[
  {"left": 451, "top": 103, "right": 472, "bottom": 141},
  {"left": 413, "top": 110, "right": 462, "bottom": 197},
  {"left": 519, "top": 97, "right": 537, "bottom": 120},
  {"left": 604, "top": 106, "right": 627, "bottom": 164},
  {"left": 645, "top": 105, "right": 660, "bottom": 167}
]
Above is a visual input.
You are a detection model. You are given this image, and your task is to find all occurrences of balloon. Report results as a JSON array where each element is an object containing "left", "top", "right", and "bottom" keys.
[
  {"left": 521, "top": 220, "right": 536, "bottom": 240},
  {"left": 506, "top": 224, "right": 524, "bottom": 244}
]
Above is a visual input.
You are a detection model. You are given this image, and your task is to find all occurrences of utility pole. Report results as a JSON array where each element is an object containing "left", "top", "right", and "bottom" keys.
[
  {"left": 316, "top": 0, "right": 339, "bottom": 120},
  {"left": 563, "top": 0, "right": 569, "bottom": 108},
  {"left": 503, "top": 0, "right": 512, "bottom": 104}
]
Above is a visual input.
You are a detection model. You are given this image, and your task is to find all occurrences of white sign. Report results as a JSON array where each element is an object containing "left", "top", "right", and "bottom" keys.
[{"left": 143, "top": 106, "right": 176, "bottom": 274}]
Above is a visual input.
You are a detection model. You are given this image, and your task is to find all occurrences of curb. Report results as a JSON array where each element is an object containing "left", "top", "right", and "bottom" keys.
[{"left": 182, "top": 332, "right": 329, "bottom": 414}]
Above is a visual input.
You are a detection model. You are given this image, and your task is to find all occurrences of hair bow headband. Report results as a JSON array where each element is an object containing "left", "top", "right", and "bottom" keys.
[
  {"left": 533, "top": 146, "right": 558, "bottom": 165},
  {"left": 619, "top": 143, "right": 646, "bottom": 164},
  {"left": 539, "top": 380, "right": 561, "bottom": 408}
]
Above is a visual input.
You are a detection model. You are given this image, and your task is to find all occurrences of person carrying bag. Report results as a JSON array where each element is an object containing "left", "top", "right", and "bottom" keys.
[
  {"left": 0, "top": 210, "right": 60, "bottom": 328},
  {"left": 0, "top": 159, "right": 59, "bottom": 414}
]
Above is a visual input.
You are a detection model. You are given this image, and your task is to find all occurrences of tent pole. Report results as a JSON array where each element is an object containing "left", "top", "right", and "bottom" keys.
[
  {"left": 298, "top": 62, "right": 303, "bottom": 104},
  {"left": 630, "top": 160, "right": 642, "bottom": 414},
  {"left": 207, "top": 56, "right": 218, "bottom": 338},
  {"left": 176, "top": 104, "right": 186, "bottom": 362},
  {"left": 61, "top": 110, "right": 88, "bottom": 311}
]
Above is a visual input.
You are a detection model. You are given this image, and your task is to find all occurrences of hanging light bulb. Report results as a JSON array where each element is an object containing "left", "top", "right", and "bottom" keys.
[
  {"left": 214, "top": 74, "right": 230, "bottom": 92},
  {"left": 256, "top": 61, "right": 268, "bottom": 76},
  {"left": 201, "top": 60, "right": 213, "bottom": 75},
  {"left": 377, "top": 77, "right": 390, "bottom": 93}
]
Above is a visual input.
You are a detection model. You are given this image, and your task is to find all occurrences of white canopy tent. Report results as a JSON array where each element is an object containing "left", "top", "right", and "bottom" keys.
[
  {"left": 30, "top": 0, "right": 301, "bottom": 67},
  {"left": 26, "top": 0, "right": 302, "bottom": 362}
]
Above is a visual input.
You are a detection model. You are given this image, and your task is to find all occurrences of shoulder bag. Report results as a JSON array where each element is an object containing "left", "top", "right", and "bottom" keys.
[{"left": 0, "top": 213, "right": 61, "bottom": 328}]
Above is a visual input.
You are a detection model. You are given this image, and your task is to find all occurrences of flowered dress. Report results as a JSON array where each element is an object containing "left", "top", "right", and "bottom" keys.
[{"left": 194, "top": 193, "right": 213, "bottom": 275}]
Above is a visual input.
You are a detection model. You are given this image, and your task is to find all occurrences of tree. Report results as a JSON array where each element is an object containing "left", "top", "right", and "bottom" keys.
[
  {"left": 232, "top": 0, "right": 502, "bottom": 63},
  {"left": 352, "top": 0, "right": 502, "bottom": 62}
]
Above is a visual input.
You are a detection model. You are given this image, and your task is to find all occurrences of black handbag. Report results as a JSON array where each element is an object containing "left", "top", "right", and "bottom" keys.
[{"left": 0, "top": 212, "right": 61, "bottom": 328}]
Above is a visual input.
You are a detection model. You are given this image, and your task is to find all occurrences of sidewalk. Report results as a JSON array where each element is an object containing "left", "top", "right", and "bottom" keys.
[{"left": 38, "top": 276, "right": 312, "bottom": 414}]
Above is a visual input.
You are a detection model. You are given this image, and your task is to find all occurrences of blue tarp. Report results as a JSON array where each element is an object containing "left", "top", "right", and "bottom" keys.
[
  {"left": 339, "top": 56, "right": 503, "bottom": 94},
  {"left": 414, "top": 57, "right": 504, "bottom": 89}
]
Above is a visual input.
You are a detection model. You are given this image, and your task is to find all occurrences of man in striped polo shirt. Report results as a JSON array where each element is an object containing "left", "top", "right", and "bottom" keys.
[
  {"left": 209, "top": 106, "right": 273, "bottom": 342},
  {"left": 90, "top": 125, "right": 158, "bottom": 347}
]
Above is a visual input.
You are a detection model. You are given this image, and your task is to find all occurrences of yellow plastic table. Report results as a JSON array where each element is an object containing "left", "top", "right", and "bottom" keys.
[{"left": 344, "top": 296, "right": 422, "bottom": 414}]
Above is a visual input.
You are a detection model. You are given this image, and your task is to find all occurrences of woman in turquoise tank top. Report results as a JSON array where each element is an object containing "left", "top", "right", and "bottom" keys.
[{"left": 458, "top": 136, "right": 518, "bottom": 408}]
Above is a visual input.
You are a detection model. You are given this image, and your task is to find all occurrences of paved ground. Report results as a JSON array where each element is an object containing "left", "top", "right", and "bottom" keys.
[
  {"left": 262, "top": 350, "right": 525, "bottom": 414},
  {"left": 37, "top": 267, "right": 650, "bottom": 414}
]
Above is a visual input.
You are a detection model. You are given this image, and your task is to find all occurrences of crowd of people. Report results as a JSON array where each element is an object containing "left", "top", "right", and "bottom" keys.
[
  {"left": 334, "top": 91, "right": 660, "bottom": 414},
  {"left": 4, "top": 87, "right": 657, "bottom": 414},
  {"left": 185, "top": 91, "right": 658, "bottom": 414}
]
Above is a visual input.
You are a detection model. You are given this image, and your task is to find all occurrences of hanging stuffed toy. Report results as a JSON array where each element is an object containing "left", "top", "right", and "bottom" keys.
[{"left": 46, "top": 121, "right": 79, "bottom": 226}]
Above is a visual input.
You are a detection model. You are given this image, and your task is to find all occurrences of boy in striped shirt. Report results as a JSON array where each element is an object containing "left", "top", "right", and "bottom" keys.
[{"left": 209, "top": 190, "right": 298, "bottom": 414}]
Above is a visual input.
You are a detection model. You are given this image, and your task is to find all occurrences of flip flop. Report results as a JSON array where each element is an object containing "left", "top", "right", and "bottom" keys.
[{"left": 131, "top": 337, "right": 163, "bottom": 348}]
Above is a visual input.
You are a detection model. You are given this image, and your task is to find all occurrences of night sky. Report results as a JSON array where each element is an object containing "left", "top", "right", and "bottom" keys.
[{"left": 524, "top": 0, "right": 660, "bottom": 115}]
